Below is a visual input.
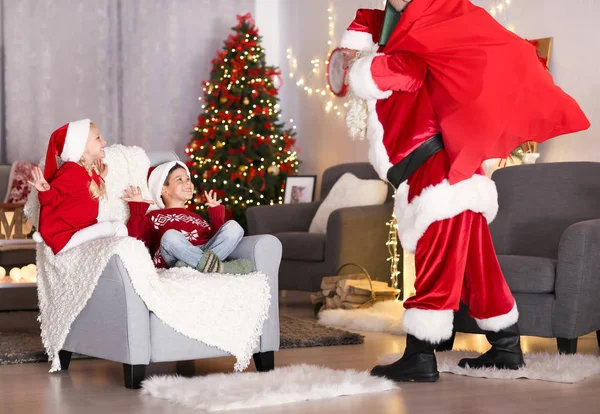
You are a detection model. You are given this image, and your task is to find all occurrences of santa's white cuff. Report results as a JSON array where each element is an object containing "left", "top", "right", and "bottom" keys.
[
  {"left": 340, "top": 30, "right": 376, "bottom": 51},
  {"left": 475, "top": 302, "right": 519, "bottom": 332},
  {"left": 348, "top": 53, "right": 392, "bottom": 101},
  {"left": 402, "top": 308, "right": 454, "bottom": 344}
]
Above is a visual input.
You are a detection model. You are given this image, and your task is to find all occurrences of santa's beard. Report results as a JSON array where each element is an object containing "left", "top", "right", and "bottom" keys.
[{"left": 346, "top": 91, "right": 369, "bottom": 141}]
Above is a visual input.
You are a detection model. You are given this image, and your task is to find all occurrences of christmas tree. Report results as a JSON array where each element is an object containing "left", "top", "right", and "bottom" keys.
[{"left": 186, "top": 13, "right": 299, "bottom": 229}]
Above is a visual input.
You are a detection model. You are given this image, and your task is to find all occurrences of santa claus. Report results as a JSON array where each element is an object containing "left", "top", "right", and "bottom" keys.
[{"left": 340, "top": 0, "right": 590, "bottom": 382}]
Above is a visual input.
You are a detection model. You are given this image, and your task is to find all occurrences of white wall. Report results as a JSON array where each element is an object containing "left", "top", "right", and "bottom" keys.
[
  {"left": 256, "top": 0, "right": 384, "bottom": 197},
  {"left": 255, "top": 0, "right": 281, "bottom": 68},
  {"left": 256, "top": 0, "right": 598, "bottom": 190}
]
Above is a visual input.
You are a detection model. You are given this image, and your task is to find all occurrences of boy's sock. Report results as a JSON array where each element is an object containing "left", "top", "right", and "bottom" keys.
[
  {"left": 173, "top": 250, "right": 253, "bottom": 275},
  {"left": 196, "top": 250, "right": 225, "bottom": 273},
  {"left": 222, "top": 259, "right": 253, "bottom": 275}
]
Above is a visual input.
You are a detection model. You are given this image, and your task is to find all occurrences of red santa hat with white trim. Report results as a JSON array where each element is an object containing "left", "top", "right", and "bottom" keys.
[
  {"left": 147, "top": 161, "right": 191, "bottom": 209},
  {"left": 43, "top": 119, "right": 91, "bottom": 181}
]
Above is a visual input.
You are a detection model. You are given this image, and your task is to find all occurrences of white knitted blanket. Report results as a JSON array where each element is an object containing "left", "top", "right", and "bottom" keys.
[{"left": 24, "top": 145, "right": 271, "bottom": 372}]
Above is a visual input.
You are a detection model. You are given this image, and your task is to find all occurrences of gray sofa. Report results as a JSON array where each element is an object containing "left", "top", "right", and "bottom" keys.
[
  {"left": 444, "top": 162, "right": 600, "bottom": 353},
  {"left": 59, "top": 151, "right": 283, "bottom": 389},
  {"left": 246, "top": 163, "right": 395, "bottom": 292}
]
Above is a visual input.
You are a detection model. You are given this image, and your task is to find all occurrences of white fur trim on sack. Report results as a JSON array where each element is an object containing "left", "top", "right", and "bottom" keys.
[
  {"left": 402, "top": 308, "right": 454, "bottom": 344},
  {"left": 395, "top": 175, "right": 499, "bottom": 253},
  {"left": 475, "top": 302, "right": 519, "bottom": 332},
  {"left": 348, "top": 53, "right": 392, "bottom": 102},
  {"left": 340, "top": 30, "right": 376, "bottom": 51},
  {"left": 148, "top": 161, "right": 190, "bottom": 209},
  {"left": 61, "top": 118, "right": 90, "bottom": 162}
]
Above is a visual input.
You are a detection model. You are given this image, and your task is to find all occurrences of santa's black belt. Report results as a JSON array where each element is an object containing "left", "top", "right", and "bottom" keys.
[{"left": 386, "top": 134, "right": 444, "bottom": 189}]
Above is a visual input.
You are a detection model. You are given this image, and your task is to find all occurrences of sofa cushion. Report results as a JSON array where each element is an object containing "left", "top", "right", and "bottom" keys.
[
  {"left": 274, "top": 232, "right": 325, "bottom": 262},
  {"left": 497, "top": 255, "right": 556, "bottom": 294},
  {"left": 308, "top": 172, "right": 388, "bottom": 234}
]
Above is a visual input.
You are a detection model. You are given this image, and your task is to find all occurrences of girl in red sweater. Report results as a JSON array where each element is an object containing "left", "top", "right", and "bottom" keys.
[
  {"left": 28, "top": 119, "right": 128, "bottom": 254},
  {"left": 124, "top": 161, "right": 251, "bottom": 274}
]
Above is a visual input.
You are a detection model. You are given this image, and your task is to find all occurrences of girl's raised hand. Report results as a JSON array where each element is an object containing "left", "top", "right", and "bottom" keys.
[
  {"left": 94, "top": 159, "right": 108, "bottom": 178},
  {"left": 27, "top": 166, "right": 51, "bottom": 192}
]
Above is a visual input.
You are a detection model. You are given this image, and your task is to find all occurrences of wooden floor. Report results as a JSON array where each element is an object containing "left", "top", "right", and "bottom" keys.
[{"left": 1, "top": 292, "right": 599, "bottom": 414}]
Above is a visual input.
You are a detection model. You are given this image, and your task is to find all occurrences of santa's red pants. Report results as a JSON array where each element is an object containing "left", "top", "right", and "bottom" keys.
[{"left": 396, "top": 150, "right": 518, "bottom": 343}]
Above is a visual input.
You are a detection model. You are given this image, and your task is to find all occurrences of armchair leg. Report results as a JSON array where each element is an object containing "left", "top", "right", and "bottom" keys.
[
  {"left": 123, "top": 364, "right": 147, "bottom": 389},
  {"left": 435, "top": 331, "right": 456, "bottom": 352},
  {"left": 597, "top": 331, "right": 600, "bottom": 348},
  {"left": 253, "top": 351, "right": 275, "bottom": 372},
  {"left": 176, "top": 360, "right": 196, "bottom": 377},
  {"left": 557, "top": 337, "right": 578, "bottom": 354},
  {"left": 58, "top": 350, "right": 72, "bottom": 371}
]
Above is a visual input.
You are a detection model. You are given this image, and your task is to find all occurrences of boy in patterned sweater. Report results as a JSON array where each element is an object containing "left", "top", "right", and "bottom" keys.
[{"left": 124, "top": 161, "right": 251, "bottom": 274}]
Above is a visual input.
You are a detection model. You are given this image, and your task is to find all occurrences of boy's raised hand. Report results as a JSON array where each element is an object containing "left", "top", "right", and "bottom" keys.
[
  {"left": 204, "top": 190, "right": 222, "bottom": 208},
  {"left": 121, "top": 185, "right": 154, "bottom": 205},
  {"left": 27, "top": 166, "right": 51, "bottom": 192}
]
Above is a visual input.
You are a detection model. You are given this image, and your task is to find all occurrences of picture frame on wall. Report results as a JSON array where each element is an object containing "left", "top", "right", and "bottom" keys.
[{"left": 283, "top": 176, "right": 317, "bottom": 204}]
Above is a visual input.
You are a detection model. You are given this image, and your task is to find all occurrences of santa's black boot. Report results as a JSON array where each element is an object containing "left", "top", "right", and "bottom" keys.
[
  {"left": 371, "top": 334, "right": 439, "bottom": 382},
  {"left": 458, "top": 323, "right": 525, "bottom": 370}
]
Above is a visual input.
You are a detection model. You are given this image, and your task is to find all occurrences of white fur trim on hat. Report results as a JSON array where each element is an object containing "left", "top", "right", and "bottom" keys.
[
  {"left": 148, "top": 161, "right": 190, "bottom": 209},
  {"left": 61, "top": 118, "right": 90, "bottom": 162}
]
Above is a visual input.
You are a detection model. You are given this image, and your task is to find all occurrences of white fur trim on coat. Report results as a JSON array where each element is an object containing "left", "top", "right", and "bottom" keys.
[
  {"left": 340, "top": 30, "right": 376, "bottom": 51},
  {"left": 61, "top": 118, "right": 90, "bottom": 162},
  {"left": 475, "top": 302, "right": 519, "bottom": 332},
  {"left": 366, "top": 99, "right": 392, "bottom": 181},
  {"left": 402, "top": 308, "right": 454, "bottom": 344},
  {"left": 348, "top": 53, "right": 392, "bottom": 101},
  {"left": 395, "top": 175, "right": 499, "bottom": 253}
]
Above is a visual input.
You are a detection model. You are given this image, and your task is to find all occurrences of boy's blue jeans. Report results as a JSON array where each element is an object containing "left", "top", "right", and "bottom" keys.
[{"left": 160, "top": 220, "right": 244, "bottom": 268}]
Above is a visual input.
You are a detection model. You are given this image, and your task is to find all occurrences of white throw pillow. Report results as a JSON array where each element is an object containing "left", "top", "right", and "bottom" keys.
[{"left": 308, "top": 173, "right": 388, "bottom": 234}]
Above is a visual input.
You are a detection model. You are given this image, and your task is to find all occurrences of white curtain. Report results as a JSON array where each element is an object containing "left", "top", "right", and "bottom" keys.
[{"left": 3, "top": 0, "right": 254, "bottom": 163}]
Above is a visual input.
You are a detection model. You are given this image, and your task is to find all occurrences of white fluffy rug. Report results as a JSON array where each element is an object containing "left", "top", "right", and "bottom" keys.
[
  {"left": 379, "top": 351, "right": 600, "bottom": 383},
  {"left": 317, "top": 300, "right": 404, "bottom": 335},
  {"left": 141, "top": 364, "right": 397, "bottom": 412}
]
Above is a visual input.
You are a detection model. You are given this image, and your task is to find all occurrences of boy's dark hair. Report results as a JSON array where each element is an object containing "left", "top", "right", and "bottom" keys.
[{"left": 164, "top": 164, "right": 186, "bottom": 185}]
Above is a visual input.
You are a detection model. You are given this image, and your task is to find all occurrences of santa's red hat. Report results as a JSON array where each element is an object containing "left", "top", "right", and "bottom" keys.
[
  {"left": 44, "top": 119, "right": 91, "bottom": 181},
  {"left": 147, "top": 161, "right": 190, "bottom": 209}
]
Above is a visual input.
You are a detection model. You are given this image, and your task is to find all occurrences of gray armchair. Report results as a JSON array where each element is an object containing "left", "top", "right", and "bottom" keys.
[
  {"left": 58, "top": 151, "right": 282, "bottom": 389},
  {"left": 246, "top": 163, "right": 394, "bottom": 292},
  {"left": 444, "top": 162, "right": 600, "bottom": 353}
]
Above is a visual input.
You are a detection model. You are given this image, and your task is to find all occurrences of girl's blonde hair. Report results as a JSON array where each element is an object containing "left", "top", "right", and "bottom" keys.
[{"left": 78, "top": 121, "right": 106, "bottom": 200}]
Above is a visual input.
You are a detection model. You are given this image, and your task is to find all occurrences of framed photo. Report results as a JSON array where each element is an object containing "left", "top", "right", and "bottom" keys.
[{"left": 284, "top": 176, "right": 316, "bottom": 204}]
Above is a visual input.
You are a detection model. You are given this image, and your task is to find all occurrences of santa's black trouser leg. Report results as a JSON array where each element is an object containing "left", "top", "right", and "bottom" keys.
[
  {"left": 458, "top": 323, "right": 525, "bottom": 369},
  {"left": 371, "top": 334, "right": 439, "bottom": 382}
]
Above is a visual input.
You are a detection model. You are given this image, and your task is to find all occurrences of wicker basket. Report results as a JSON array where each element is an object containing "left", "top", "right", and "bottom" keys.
[{"left": 335, "top": 263, "right": 398, "bottom": 309}]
